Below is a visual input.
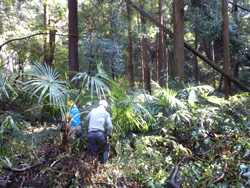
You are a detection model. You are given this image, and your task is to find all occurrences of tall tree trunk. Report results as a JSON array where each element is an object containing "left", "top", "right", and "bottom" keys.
[
  {"left": 110, "top": 21, "right": 116, "bottom": 80},
  {"left": 164, "top": 33, "right": 169, "bottom": 88},
  {"left": 141, "top": 13, "right": 151, "bottom": 93},
  {"left": 222, "top": 0, "right": 231, "bottom": 99},
  {"left": 203, "top": 39, "right": 214, "bottom": 85},
  {"left": 68, "top": 0, "right": 79, "bottom": 82},
  {"left": 155, "top": 32, "right": 159, "bottom": 82},
  {"left": 140, "top": 38, "right": 144, "bottom": 88},
  {"left": 211, "top": 41, "right": 216, "bottom": 88},
  {"left": 43, "top": 2, "right": 49, "bottom": 64},
  {"left": 232, "top": 0, "right": 239, "bottom": 78},
  {"left": 48, "top": 29, "right": 56, "bottom": 67},
  {"left": 194, "top": 28, "right": 199, "bottom": 83},
  {"left": 158, "top": 0, "right": 164, "bottom": 87},
  {"left": 127, "top": 3, "right": 135, "bottom": 88},
  {"left": 138, "top": 12, "right": 144, "bottom": 88},
  {"left": 173, "top": 0, "right": 185, "bottom": 86},
  {"left": 232, "top": 0, "right": 238, "bottom": 16}
]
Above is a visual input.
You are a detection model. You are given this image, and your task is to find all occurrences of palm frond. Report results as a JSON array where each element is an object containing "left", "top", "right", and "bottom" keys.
[
  {"left": 0, "top": 113, "right": 24, "bottom": 132},
  {"left": 151, "top": 81, "right": 185, "bottom": 109},
  {"left": 169, "top": 110, "right": 192, "bottom": 126},
  {"left": 0, "top": 71, "right": 15, "bottom": 100},
  {"left": 158, "top": 89, "right": 185, "bottom": 109},
  {"left": 184, "top": 84, "right": 215, "bottom": 94},
  {"left": 205, "top": 95, "right": 228, "bottom": 106},
  {"left": 23, "top": 62, "right": 68, "bottom": 108},
  {"left": 71, "top": 65, "right": 111, "bottom": 99},
  {"left": 112, "top": 89, "right": 155, "bottom": 132}
]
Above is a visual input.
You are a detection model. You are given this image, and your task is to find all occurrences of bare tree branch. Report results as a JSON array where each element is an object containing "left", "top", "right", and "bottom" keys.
[
  {"left": 204, "top": 160, "right": 228, "bottom": 188},
  {"left": 166, "top": 139, "right": 227, "bottom": 188},
  {"left": 0, "top": 33, "right": 77, "bottom": 51}
]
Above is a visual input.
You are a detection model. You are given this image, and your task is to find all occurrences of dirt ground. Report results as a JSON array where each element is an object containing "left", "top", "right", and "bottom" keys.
[{"left": 0, "top": 135, "right": 142, "bottom": 188}]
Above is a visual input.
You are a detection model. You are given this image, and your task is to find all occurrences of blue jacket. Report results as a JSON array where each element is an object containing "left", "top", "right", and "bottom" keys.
[{"left": 69, "top": 105, "right": 81, "bottom": 127}]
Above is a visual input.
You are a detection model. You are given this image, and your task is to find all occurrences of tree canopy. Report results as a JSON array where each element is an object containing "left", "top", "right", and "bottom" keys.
[{"left": 0, "top": 0, "right": 250, "bottom": 187}]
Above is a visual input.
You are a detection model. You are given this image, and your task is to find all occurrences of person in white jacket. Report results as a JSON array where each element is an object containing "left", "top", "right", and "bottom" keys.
[{"left": 86, "top": 100, "right": 112, "bottom": 162}]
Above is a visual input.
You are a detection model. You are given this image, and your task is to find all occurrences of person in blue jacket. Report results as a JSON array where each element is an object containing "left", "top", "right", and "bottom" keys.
[{"left": 68, "top": 101, "right": 82, "bottom": 140}]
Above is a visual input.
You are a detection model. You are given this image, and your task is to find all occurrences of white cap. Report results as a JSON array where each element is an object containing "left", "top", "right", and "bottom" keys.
[
  {"left": 86, "top": 102, "right": 92, "bottom": 106},
  {"left": 99, "top": 100, "right": 108, "bottom": 108}
]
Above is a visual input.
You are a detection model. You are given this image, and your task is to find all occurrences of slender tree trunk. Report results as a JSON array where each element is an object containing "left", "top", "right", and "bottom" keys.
[
  {"left": 232, "top": 0, "right": 239, "bottom": 78},
  {"left": 222, "top": 0, "right": 231, "bottom": 99},
  {"left": 203, "top": 39, "right": 214, "bottom": 85},
  {"left": 158, "top": 0, "right": 164, "bottom": 87},
  {"left": 127, "top": 3, "right": 135, "bottom": 88},
  {"left": 211, "top": 41, "right": 216, "bottom": 88},
  {"left": 232, "top": 0, "right": 238, "bottom": 16},
  {"left": 163, "top": 30, "right": 169, "bottom": 88},
  {"left": 48, "top": 29, "right": 56, "bottom": 67},
  {"left": 155, "top": 32, "right": 159, "bottom": 82},
  {"left": 68, "top": 0, "right": 79, "bottom": 82},
  {"left": 141, "top": 13, "right": 151, "bottom": 93},
  {"left": 110, "top": 21, "right": 116, "bottom": 80},
  {"left": 173, "top": 0, "right": 185, "bottom": 85},
  {"left": 194, "top": 28, "right": 199, "bottom": 83},
  {"left": 232, "top": 57, "right": 238, "bottom": 78},
  {"left": 140, "top": 38, "right": 144, "bottom": 88},
  {"left": 43, "top": 2, "right": 49, "bottom": 64},
  {"left": 167, "top": 37, "right": 173, "bottom": 80}
]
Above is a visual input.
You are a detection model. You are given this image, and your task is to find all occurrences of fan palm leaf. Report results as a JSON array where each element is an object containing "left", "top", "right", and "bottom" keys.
[
  {"left": 23, "top": 62, "right": 68, "bottom": 108},
  {"left": 152, "top": 81, "right": 185, "bottom": 110},
  {"left": 71, "top": 63, "right": 111, "bottom": 100},
  {"left": 183, "top": 84, "right": 215, "bottom": 105},
  {"left": 112, "top": 88, "right": 155, "bottom": 132}
]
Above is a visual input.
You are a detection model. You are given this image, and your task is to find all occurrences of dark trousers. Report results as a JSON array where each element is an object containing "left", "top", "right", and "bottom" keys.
[{"left": 87, "top": 131, "right": 106, "bottom": 159}]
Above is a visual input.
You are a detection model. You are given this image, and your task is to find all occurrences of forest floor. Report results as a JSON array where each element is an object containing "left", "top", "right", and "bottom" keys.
[{"left": 0, "top": 125, "right": 142, "bottom": 188}]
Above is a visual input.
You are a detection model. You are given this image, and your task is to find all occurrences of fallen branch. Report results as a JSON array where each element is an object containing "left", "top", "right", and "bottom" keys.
[
  {"left": 166, "top": 139, "right": 226, "bottom": 188},
  {"left": 211, "top": 160, "right": 228, "bottom": 184},
  {"left": 0, "top": 33, "right": 77, "bottom": 51},
  {"left": 228, "top": 1, "right": 250, "bottom": 13},
  {"left": 204, "top": 160, "right": 228, "bottom": 188},
  {"left": 3, "top": 161, "right": 42, "bottom": 172}
]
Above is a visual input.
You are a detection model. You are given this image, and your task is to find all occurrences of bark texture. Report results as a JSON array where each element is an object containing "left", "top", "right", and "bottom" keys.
[{"left": 68, "top": 0, "right": 79, "bottom": 81}]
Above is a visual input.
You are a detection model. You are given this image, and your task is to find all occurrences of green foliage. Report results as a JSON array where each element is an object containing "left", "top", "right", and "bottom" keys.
[
  {"left": 111, "top": 86, "right": 155, "bottom": 133},
  {"left": 23, "top": 61, "right": 69, "bottom": 108},
  {"left": 1, "top": 0, "right": 250, "bottom": 186},
  {"left": 0, "top": 112, "right": 25, "bottom": 156},
  {"left": 79, "top": 35, "right": 124, "bottom": 77},
  {"left": 0, "top": 71, "right": 16, "bottom": 100},
  {"left": 71, "top": 63, "right": 112, "bottom": 100}
]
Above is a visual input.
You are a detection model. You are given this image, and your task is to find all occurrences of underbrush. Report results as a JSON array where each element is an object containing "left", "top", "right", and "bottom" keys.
[{"left": 1, "top": 121, "right": 250, "bottom": 187}]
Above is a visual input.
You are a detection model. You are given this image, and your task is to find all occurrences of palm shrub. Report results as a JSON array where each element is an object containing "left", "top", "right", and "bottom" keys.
[
  {"left": 150, "top": 81, "right": 191, "bottom": 135},
  {"left": 71, "top": 63, "right": 112, "bottom": 102},
  {"left": 22, "top": 62, "right": 72, "bottom": 151},
  {"left": 110, "top": 84, "right": 154, "bottom": 135},
  {"left": 22, "top": 62, "right": 113, "bottom": 152},
  {"left": 0, "top": 71, "right": 27, "bottom": 156}
]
